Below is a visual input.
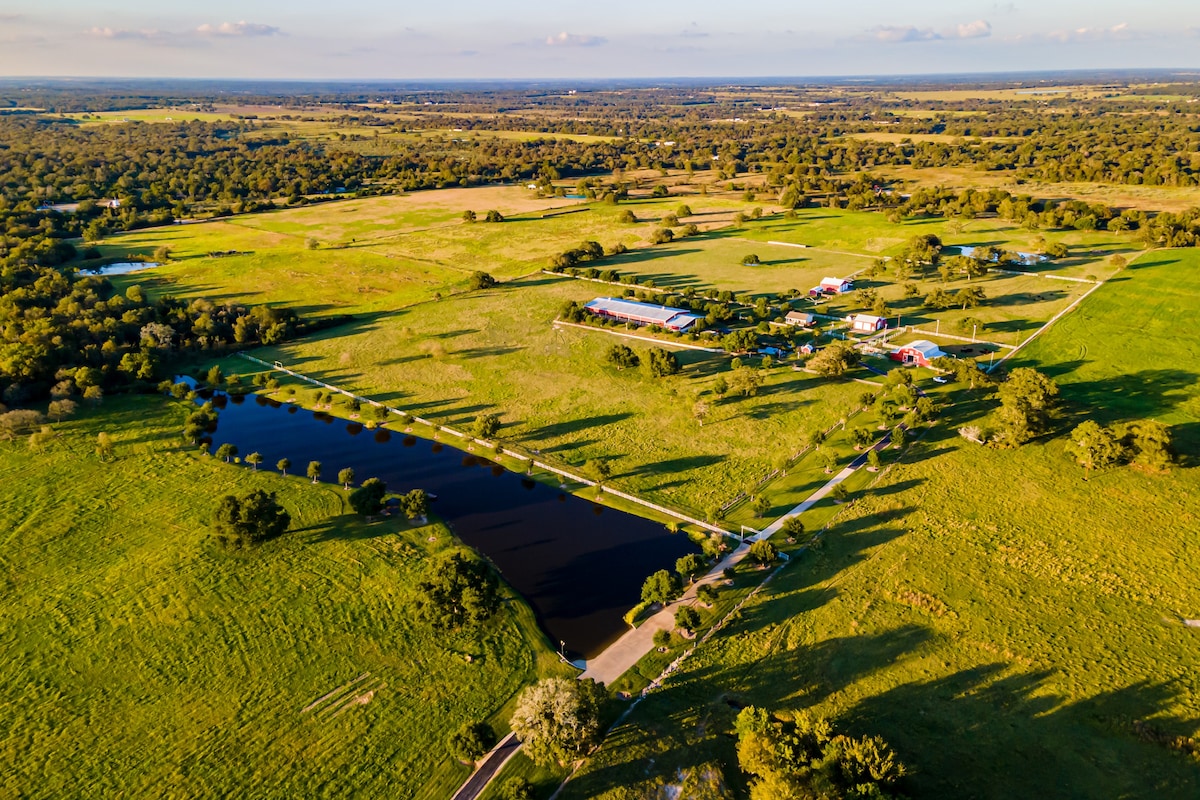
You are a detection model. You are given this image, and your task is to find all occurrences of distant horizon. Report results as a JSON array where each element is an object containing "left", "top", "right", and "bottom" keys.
[
  {"left": 4, "top": 66, "right": 1200, "bottom": 90},
  {"left": 3, "top": 2, "right": 1198, "bottom": 80}
]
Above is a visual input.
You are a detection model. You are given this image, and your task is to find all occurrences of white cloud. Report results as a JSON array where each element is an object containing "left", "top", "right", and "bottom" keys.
[
  {"left": 545, "top": 31, "right": 606, "bottom": 47},
  {"left": 1040, "top": 22, "right": 1135, "bottom": 43},
  {"left": 871, "top": 19, "right": 992, "bottom": 43},
  {"left": 196, "top": 21, "right": 282, "bottom": 38},
  {"left": 86, "top": 27, "right": 167, "bottom": 42},
  {"left": 955, "top": 20, "right": 992, "bottom": 39}
]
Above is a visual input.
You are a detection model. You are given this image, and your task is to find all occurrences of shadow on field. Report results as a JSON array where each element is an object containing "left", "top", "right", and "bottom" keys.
[
  {"left": 621, "top": 454, "right": 726, "bottom": 478},
  {"left": 1059, "top": 368, "right": 1198, "bottom": 423},
  {"left": 843, "top": 669, "right": 1200, "bottom": 799},
  {"left": 520, "top": 413, "right": 634, "bottom": 442}
]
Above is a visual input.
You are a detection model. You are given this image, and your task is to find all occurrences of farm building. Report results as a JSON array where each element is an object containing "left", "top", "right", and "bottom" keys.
[
  {"left": 785, "top": 310, "right": 816, "bottom": 327},
  {"left": 820, "top": 277, "right": 854, "bottom": 294},
  {"left": 891, "top": 339, "right": 946, "bottom": 366},
  {"left": 583, "top": 297, "right": 703, "bottom": 332},
  {"left": 850, "top": 314, "right": 887, "bottom": 333}
]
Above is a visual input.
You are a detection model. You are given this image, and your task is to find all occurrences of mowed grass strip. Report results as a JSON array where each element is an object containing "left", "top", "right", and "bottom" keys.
[{"left": 0, "top": 395, "right": 566, "bottom": 798}]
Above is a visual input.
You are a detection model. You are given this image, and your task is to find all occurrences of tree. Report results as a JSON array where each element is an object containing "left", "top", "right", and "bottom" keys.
[
  {"left": 650, "top": 227, "right": 674, "bottom": 244},
  {"left": 956, "top": 286, "right": 987, "bottom": 309},
  {"left": 923, "top": 287, "right": 955, "bottom": 310},
  {"left": 646, "top": 347, "right": 680, "bottom": 377},
  {"left": 751, "top": 494, "right": 771, "bottom": 517},
  {"left": 735, "top": 707, "right": 906, "bottom": 800},
  {"left": 742, "top": 254, "right": 761, "bottom": 265},
  {"left": 499, "top": 777, "right": 535, "bottom": 800},
  {"left": 307, "top": 460, "right": 322, "bottom": 484},
  {"left": 676, "top": 553, "right": 707, "bottom": 583},
  {"left": 653, "top": 628, "right": 672, "bottom": 651},
  {"left": 674, "top": 605, "right": 701, "bottom": 635},
  {"left": 584, "top": 458, "right": 611, "bottom": 485},
  {"left": 996, "top": 368, "right": 1059, "bottom": 447},
  {"left": 338, "top": 467, "right": 356, "bottom": 490},
  {"left": 461, "top": 210, "right": 477, "bottom": 223},
  {"left": 748, "top": 540, "right": 778, "bottom": 566},
  {"left": 618, "top": 209, "right": 637, "bottom": 223},
  {"left": 509, "top": 678, "right": 605, "bottom": 767},
  {"left": 276, "top": 457, "right": 291, "bottom": 476},
  {"left": 866, "top": 448, "right": 882, "bottom": 471},
  {"left": 696, "top": 583, "right": 719, "bottom": 606},
  {"left": 484, "top": 210, "right": 504, "bottom": 223},
  {"left": 641, "top": 569, "right": 681, "bottom": 605},
  {"left": 729, "top": 366, "right": 763, "bottom": 397},
  {"left": 47, "top": 399, "right": 77, "bottom": 422},
  {"left": 472, "top": 413, "right": 501, "bottom": 439},
  {"left": 447, "top": 722, "right": 495, "bottom": 763},
  {"left": 400, "top": 487, "right": 428, "bottom": 519},
  {"left": 1066, "top": 421, "right": 1125, "bottom": 478},
  {"left": 350, "top": 478, "right": 389, "bottom": 516},
  {"left": 215, "top": 443, "right": 237, "bottom": 463},
  {"left": 246, "top": 452, "right": 263, "bottom": 471},
  {"left": 808, "top": 341, "right": 860, "bottom": 377},
  {"left": 692, "top": 399, "right": 709, "bottom": 427},
  {"left": 95, "top": 432, "right": 115, "bottom": 461},
  {"left": 415, "top": 549, "right": 501, "bottom": 630},
  {"left": 206, "top": 365, "right": 224, "bottom": 387},
  {"left": 605, "top": 344, "right": 640, "bottom": 370},
  {"left": 212, "top": 490, "right": 291, "bottom": 547},
  {"left": 781, "top": 517, "right": 805, "bottom": 540},
  {"left": 1119, "top": 419, "right": 1175, "bottom": 471},
  {"left": 851, "top": 427, "right": 874, "bottom": 450},
  {"left": 468, "top": 271, "right": 497, "bottom": 290}
]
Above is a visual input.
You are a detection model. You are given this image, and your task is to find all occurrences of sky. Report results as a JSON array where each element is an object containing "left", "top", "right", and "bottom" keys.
[{"left": 2, "top": 1, "right": 1199, "bottom": 80}]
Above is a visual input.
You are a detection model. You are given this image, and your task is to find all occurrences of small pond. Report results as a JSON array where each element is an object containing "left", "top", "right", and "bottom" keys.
[
  {"left": 80, "top": 262, "right": 160, "bottom": 277},
  {"left": 196, "top": 389, "right": 699, "bottom": 660}
]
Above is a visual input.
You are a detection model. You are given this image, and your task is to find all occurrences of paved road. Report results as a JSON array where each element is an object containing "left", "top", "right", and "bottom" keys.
[
  {"left": 450, "top": 732, "right": 521, "bottom": 800},
  {"left": 580, "top": 434, "right": 892, "bottom": 686}
]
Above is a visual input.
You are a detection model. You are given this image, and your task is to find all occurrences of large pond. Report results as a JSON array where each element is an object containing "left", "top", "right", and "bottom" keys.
[{"left": 198, "top": 390, "right": 699, "bottom": 660}]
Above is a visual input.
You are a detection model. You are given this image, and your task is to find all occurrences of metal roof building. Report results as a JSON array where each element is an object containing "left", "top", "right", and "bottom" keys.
[{"left": 583, "top": 297, "right": 703, "bottom": 331}]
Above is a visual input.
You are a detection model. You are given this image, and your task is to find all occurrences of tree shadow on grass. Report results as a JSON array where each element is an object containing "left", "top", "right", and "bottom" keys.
[
  {"left": 844, "top": 669, "right": 1200, "bottom": 800},
  {"left": 619, "top": 454, "right": 726, "bottom": 479},
  {"left": 520, "top": 413, "right": 634, "bottom": 442},
  {"left": 297, "top": 515, "right": 400, "bottom": 542}
]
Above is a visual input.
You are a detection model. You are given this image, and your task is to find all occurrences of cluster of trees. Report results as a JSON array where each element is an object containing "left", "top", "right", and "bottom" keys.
[
  {"left": 509, "top": 677, "right": 607, "bottom": 767},
  {"left": 1067, "top": 419, "right": 1175, "bottom": 477},
  {"left": 601, "top": 344, "right": 680, "bottom": 378},
  {"left": 0, "top": 255, "right": 304, "bottom": 406},
  {"left": 415, "top": 549, "right": 501, "bottom": 631},
  {"left": 735, "top": 706, "right": 907, "bottom": 800},
  {"left": 212, "top": 490, "right": 291, "bottom": 548}
]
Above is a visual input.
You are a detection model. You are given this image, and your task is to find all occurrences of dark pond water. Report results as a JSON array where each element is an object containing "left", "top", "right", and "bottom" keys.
[{"left": 198, "top": 391, "right": 698, "bottom": 660}]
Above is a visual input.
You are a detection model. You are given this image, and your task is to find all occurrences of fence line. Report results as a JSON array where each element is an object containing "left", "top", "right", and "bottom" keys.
[
  {"left": 551, "top": 320, "right": 725, "bottom": 352},
  {"left": 236, "top": 353, "right": 734, "bottom": 538}
]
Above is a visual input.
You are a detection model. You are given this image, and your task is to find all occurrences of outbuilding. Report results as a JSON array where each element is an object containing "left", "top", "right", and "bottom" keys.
[
  {"left": 784, "top": 310, "right": 816, "bottom": 327},
  {"left": 583, "top": 297, "right": 703, "bottom": 332},
  {"left": 891, "top": 339, "right": 946, "bottom": 366},
  {"left": 850, "top": 314, "right": 887, "bottom": 333},
  {"left": 819, "top": 276, "right": 854, "bottom": 294}
]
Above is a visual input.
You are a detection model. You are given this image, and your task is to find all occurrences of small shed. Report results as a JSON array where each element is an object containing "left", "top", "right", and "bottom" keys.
[
  {"left": 819, "top": 276, "right": 853, "bottom": 294},
  {"left": 785, "top": 310, "right": 815, "bottom": 327},
  {"left": 892, "top": 339, "right": 945, "bottom": 366},
  {"left": 850, "top": 314, "right": 887, "bottom": 333}
]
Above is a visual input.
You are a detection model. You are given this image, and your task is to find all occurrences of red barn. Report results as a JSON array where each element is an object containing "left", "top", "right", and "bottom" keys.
[{"left": 891, "top": 339, "right": 946, "bottom": 366}]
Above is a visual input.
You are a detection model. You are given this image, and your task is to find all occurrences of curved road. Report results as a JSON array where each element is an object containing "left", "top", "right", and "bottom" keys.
[{"left": 450, "top": 732, "right": 521, "bottom": 800}]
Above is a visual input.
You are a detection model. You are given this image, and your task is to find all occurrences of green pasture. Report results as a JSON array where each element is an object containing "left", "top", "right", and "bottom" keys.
[
  {"left": 0, "top": 395, "right": 567, "bottom": 799},
  {"left": 254, "top": 275, "right": 866, "bottom": 515},
  {"left": 559, "top": 246, "right": 1200, "bottom": 800}
]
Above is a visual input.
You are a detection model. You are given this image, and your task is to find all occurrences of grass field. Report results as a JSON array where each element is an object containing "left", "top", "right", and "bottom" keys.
[
  {"left": 253, "top": 274, "right": 867, "bottom": 516},
  {"left": 96, "top": 189, "right": 756, "bottom": 316},
  {"left": 559, "top": 248, "right": 1200, "bottom": 799},
  {"left": 0, "top": 394, "right": 569, "bottom": 799}
]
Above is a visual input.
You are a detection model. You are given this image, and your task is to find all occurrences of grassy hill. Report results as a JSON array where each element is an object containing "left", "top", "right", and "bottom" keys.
[{"left": 0, "top": 394, "right": 567, "bottom": 798}]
